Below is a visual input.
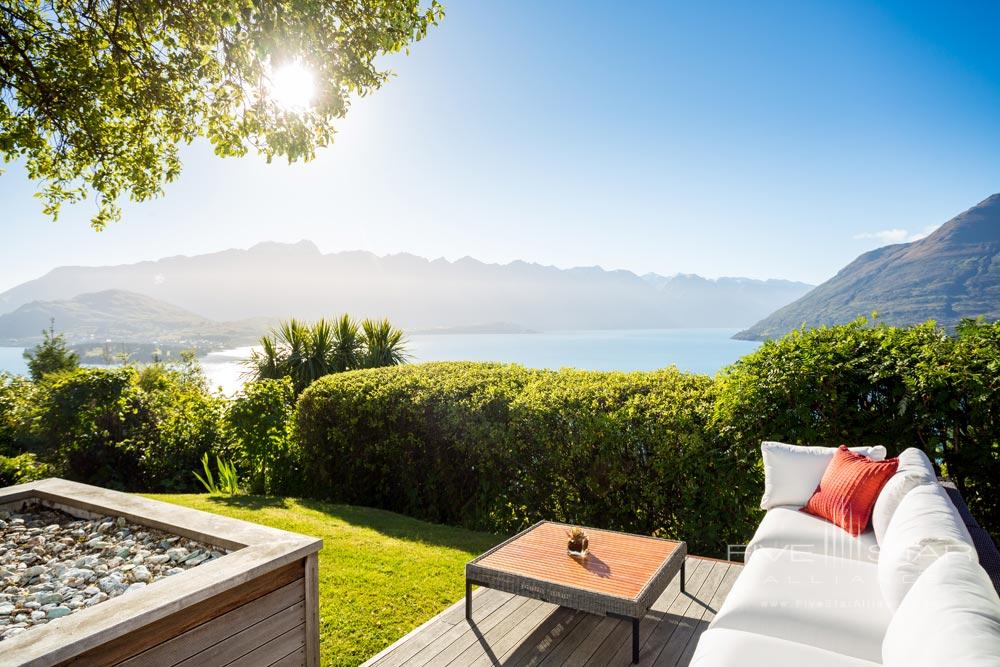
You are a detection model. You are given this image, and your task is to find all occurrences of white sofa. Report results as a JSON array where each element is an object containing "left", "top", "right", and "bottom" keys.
[{"left": 690, "top": 443, "right": 1000, "bottom": 666}]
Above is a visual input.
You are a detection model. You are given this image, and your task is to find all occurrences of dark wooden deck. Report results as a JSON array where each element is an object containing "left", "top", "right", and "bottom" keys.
[{"left": 362, "top": 556, "right": 742, "bottom": 667}]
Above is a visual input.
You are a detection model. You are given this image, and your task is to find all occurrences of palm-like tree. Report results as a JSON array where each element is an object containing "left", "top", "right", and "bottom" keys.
[
  {"left": 247, "top": 335, "right": 282, "bottom": 380},
  {"left": 245, "top": 315, "right": 408, "bottom": 393},
  {"left": 360, "top": 318, "right": 408, "bottom": 368},
  {"left": 245, "top": 318, "right": 324, "bottom": 393},
  {"left": 329, "top": 314, "right": 363, "bottom": 372},
  {"left": 301, "top": 318, "right": 336, "bottom": 386}
]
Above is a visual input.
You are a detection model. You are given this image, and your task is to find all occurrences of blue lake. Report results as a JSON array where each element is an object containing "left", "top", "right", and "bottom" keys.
[
  {"left": 0, "top": 347, "right": 27, "bottom": 377},
  {"left": 0, "top": 328, "right": 760, "bottom": 394},
  {"left": 405, "top": 328, "right": 759, "bottom": 375}
]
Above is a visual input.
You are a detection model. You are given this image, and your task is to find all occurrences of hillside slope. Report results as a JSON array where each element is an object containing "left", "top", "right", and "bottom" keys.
[
  {"left": 0, "top": 290, "right": 268, "bottom": 346},
  {"left": 736, "top": 193, "right": 1000, "bottom": 340}
]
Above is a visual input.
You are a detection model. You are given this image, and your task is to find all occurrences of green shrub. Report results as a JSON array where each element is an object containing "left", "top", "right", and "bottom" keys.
[
  {"left": 294, "top": 362, "right": 745, "bottom": 555},
  {"left": 942, "top": 321, "right": 1000, "bottom": 534},
  {"left": 0, "top": 373, "right": 35, "bottom": 455},
  {"left": 714, "top": 320, "right": 951, "bottom": 453},
  {"left": 0, "top": 452, "right": 53, "bottom": 486},
  {"left": 226, "top": 378, "right": 301, "bottom": 495},
  {"left": 23, "top": 322, "right": 80, "bottom": 381},
  {"left": 27, "top": 365, "right": 229, "bottom": 492},
  {"left": 30, "top": 367, "right": 143, "bottom": 488},
  {"left": 136, "top": 365, "right": 232, "bottom": 491}
]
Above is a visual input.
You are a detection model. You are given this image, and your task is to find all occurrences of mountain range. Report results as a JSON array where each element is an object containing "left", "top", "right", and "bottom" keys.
[
  {"left": 0, "top": 245, "right": 814, "bottom": 344},
  {"left": 737, "top": 193, "right": 1000, "bottom": 340}
]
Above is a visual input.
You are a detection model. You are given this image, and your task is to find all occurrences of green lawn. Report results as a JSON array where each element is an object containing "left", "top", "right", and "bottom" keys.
[{"left": 144, "top": 495, "right": 501, "bottom": 667}]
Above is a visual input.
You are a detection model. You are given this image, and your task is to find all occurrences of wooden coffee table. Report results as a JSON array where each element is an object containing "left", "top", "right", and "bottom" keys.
[{"left": 465, "top": 521, "right": 686, "bottom": 664}]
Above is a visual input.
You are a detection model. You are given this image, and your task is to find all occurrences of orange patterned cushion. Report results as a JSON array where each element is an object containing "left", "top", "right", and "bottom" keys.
[{"left": 803, "top": 445, "right": 899, "bottom": 536}]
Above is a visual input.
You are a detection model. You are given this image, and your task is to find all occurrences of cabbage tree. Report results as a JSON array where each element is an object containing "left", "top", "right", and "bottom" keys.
[{"left": 246, "top": 315, "right": 407, "bottom": 392}]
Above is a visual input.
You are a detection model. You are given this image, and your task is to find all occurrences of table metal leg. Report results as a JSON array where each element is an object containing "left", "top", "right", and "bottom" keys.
[
  {"left": 465, "top": 579, "right": 472, "bottom": 621},
  {"left": 631, "top": 617, "right": 640, "bottom": 663},
  {"left": 680, "top": 559, "right": 686, "bottom": 593}
]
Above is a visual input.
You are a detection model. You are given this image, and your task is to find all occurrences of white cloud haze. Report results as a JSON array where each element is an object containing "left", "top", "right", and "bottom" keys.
[{"left": 854, "top": 225, "right": 940, "bottom": 245}]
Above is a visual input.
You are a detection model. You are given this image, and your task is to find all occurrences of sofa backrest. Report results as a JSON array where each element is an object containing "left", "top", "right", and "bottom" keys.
[
  {"left": 879, "top": 483, "right": 977, "bottom": 610},
  {"left": 882, "top": 552, "right": 1000, "bottom": 667},
  {"left": 941, "top": 479, "right": 1000, "bottom": 595}
]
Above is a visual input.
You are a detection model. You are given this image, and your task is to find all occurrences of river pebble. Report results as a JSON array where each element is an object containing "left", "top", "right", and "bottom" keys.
[{"left": 0, "top": 504, "right": 227, "bottom": 640}]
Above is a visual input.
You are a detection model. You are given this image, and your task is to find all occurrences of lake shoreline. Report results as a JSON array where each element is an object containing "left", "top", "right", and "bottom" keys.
[{"left": 1, "top": 328, "right": 760, "bottom": 395}]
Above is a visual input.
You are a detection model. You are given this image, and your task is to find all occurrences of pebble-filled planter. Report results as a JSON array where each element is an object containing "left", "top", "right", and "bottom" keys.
[
  {"left": 0, "top": 504, "right": 226, "bottom": 640},
  {"left": 0, "top": 478, "right": 321, "bottom": 667}
]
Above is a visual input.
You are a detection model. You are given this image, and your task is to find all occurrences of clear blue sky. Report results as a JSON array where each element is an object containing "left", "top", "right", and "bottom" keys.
[{"left": 1, "top": 0, "right": 998, "bottom": 291}]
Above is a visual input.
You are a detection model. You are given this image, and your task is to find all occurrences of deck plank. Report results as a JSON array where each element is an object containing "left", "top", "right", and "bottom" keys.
[
  {"left": 501, "top": 607, "right": 586, "bottom": 666},
  {"left": 441, "top": 589, "right": 515, "bottom": 626},
  {"left": 636, "top": 558, "right": 723, "bottom": 666},
  {"left": 594, "top": 556, "right": 712, "bottom": 666},
  {"left": 674, "top": 563, "right": 743, "bottom": 667},
  {"left": 650, "top": 562, "right": 730, "bottom": 667},
  {"left": 406, "top": 595, "right": 530, "bottom": 667},
  {"left": 560, "top": 616, "right": 622, "bottom": 667},
  {"left": 465, "top": 600, "right": 560, "bottom": 666},
  {"left": 426, "top": 598, "right": 545, "bottom": 666},
  {"left": 363, "top": 556, "right": 742, "bottom": 667},
  {"left": 368, "top": 589, "right": 512, "bottom": 667},
  {"left": 534, "top": 609, "right": 605, "bottom": 667}
]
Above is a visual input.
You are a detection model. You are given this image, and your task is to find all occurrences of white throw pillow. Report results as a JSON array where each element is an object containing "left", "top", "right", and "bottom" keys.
[
  {"left": 759, "top": 441, "right": 887, "bottom": 510},
  {"left": 878, "top": 483, "right": 977, "bottom": 610},
  {"left": 872, "top": 448, "right": 937, "bottom": 544},
  {"left": 883, "top": 553, "right": 1000, "bottom": 667}
]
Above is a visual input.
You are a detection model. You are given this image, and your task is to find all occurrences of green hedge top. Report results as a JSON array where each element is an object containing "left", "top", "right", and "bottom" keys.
[{"left": 296, "top": 362, "right": 754, "bottom": 555}]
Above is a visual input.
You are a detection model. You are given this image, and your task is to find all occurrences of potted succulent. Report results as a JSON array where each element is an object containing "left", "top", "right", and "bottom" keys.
[{"left": 566, "top": 526, "right": 589, "bottom": 558}]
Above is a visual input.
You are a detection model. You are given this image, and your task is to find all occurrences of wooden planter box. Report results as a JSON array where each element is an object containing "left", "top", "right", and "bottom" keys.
[{"left": 0, "top": 478, "right": 322, "bottom": 667}]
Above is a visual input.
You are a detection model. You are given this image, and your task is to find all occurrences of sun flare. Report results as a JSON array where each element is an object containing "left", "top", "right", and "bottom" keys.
[{"left": 268, "top": 61, "right": 316, "bottom": 112}]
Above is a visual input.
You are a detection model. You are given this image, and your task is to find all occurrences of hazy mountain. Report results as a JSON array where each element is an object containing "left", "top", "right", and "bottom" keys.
[
  {"left": 736, "top": 193, "right": 1000, "bottom": 340},
  {"left": 0, "top": 243, "right": 813, "bottom": 331},
  {"left": 0, "top": 290, "right": 269, "bottom": 347},
  {"left": 641, "top": 273, "right": 813, "bottom": 328}
]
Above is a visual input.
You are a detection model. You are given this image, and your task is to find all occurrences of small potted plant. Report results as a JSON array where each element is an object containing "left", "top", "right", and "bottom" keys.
[{"left": 566, "top": 526, "right": 589, "bottom": 558}]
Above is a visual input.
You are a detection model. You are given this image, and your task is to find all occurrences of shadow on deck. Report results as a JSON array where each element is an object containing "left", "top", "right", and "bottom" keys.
[{"left": 362, "top": 556, "right": 742, "bottom": 667}]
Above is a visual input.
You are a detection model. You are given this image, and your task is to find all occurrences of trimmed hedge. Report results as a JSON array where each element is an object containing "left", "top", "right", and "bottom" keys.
[
  {"left": 295, "top": 363, "right": 755, "bottom": 556},
  {"left": 296, "top": 320, "right": 1000, "bottom": 556}
]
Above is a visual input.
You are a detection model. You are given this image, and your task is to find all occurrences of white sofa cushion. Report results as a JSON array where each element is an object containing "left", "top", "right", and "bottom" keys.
[
  {"left": 692, "top": 628, "right": 880, "bottom": 667},
  {"left": 871, "top": 448, "right": 937, "bottom": 544},
  {"left": 882, "top": 553, "right": 1000, "bottom": 667},
  {"left": 745, "top": 506, "right": 880, "bottom": 563},
  {"left": 761, "top": 442, "right": 887, "bottom": 510},
  {"left": 878, "top": 483, "right": 976, "bottom": 610},
  {"left": 895, "top": 446, "right": 935, "bottom": 477},
  {"left": 708, "top": 547, "right": 891, "bottom": 663}
]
